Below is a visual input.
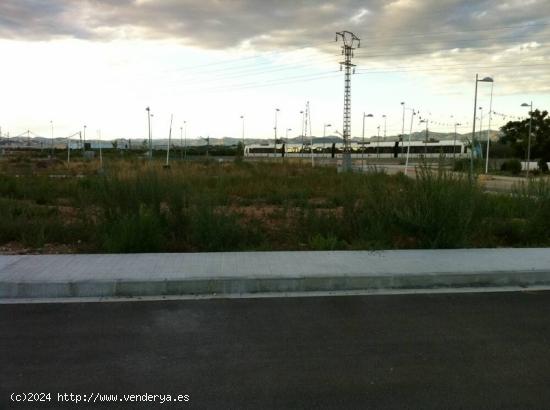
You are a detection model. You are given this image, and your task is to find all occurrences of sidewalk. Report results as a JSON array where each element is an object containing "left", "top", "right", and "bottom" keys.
[{"left": 2, "top": 249, "right": 550, "bottom": 300}]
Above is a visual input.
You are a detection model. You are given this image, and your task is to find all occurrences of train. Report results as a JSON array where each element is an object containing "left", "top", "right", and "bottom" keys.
[{"left": 244, "top": 140, "right": 470, "bottom": 159}]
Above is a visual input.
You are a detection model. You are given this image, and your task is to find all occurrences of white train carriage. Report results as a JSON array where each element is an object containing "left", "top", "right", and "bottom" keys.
[{"left": 245, "top": 140, "right": 469, "bottom": 159}]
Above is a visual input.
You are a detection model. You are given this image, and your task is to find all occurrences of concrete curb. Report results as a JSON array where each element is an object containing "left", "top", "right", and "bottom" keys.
[{"left": 3, "top": 270, "right": 550, "bottom": 300}]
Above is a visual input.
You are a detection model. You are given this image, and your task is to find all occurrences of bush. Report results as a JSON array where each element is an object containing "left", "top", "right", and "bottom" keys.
[
  {"left": 453, "top": 158, "right": 483, "bottom": 173},
  {"left": 501, "top": 159, "right": 522, "bottom": 175},
  {"left": 538, "top": 159, "right": 549, "bottom": 173},
  {"left": 102, "top": 206, "right": 166, "bottom": 253}
]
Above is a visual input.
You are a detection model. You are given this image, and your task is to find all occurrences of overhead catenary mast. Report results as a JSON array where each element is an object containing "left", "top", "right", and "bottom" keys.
[{"left": 336, "top": 31, "right": 360, "bottom": 171}]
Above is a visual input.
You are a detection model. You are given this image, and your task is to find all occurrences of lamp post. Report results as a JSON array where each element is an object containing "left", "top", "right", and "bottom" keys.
[
  {"left": 362, "top": 113, "right": 373, "bottom": 169},
  {"left": 310, "top": 126, "right": 315, "bottom": 168},
  {"left": 180, "top": 126, "right": 183, "bottom": 160},
  {"left": 479, "top": 107, "right": 483, "bottom": 156},
  {"left": 521, "top": 101, "right": 534, "bottom": 177},
  {"left": 420, "top": 119, "right": 428, "bottom": 155},
  {"left": 485, "top": 79, "right": 495, "bottom": 174},
  {"left": 376, "top": 125, "right": 381, "bottom": 159},
  {"left": 323, "top": 123, "right": 331, "bottom": 138},
  {"left": 322, "top": 124, "right": 331, "bottom": 156},
  {"left": 383, "top": 114, "right": 387, "bottom": 139},
  {"left": 241, "top": 115, "right": 245, "bottom": 151},
  {"left": 98, "top": 129, "right": 103, "bottom": 170},
  {"left": 274, "top": 108, "right": 280, "bottom": 157},
  {"left": 471, "top": 75, "right": 494, "bottom": 179},
  {"left": 404, "top": 109, "right": 416, "bottom": 174},
  {"left": 83, "top": 125, "right": 87, "bottom": 153},
  {"left": 183, "top": 121, "right": 187, "bottom": 161},
  {"left": 300, "top": 110, "right": 305, "bottom": 157},
  {"left": 50, "top": 121, "right": 54, "bottom": 156},
  {"left": 145, "top": 107, "right": 152, "bottom": 160},
  {"left": 454, "top": 122, "right": 461, "bottom": 160},
  {"left": 400, "top": 102, "right": 406, "bottom": 154},
  {"left": 165, "top": 114, "right": 173, "bottom": 167}
]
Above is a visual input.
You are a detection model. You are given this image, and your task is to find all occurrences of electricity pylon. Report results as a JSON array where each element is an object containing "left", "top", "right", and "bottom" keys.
[{"left": 336, "top": 31, "right": 360, "bottom": 171}]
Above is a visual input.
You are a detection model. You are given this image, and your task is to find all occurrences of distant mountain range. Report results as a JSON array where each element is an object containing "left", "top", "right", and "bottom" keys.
[{"left": 0, "top": 131, "right": 500, "bottom": 148}]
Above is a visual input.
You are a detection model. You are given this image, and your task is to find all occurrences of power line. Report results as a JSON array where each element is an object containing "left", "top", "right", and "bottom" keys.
[
  {"left": 164, "top": 41, "right": 334, "bottom": 74},
  {"left": 356, "top": 62, "right": 550, "bottom": 75},
  {"left": 354, "top": 33, "right": 550, "bottom": 55},
  {"left": 199, "top": 71, "right": 341, "bottom": 93}
]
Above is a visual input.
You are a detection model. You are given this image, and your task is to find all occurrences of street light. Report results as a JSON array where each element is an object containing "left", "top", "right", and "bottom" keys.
[
  {"left": 323, "top": 123, "right": 332, "bottom": 138},
  {"left": 145, "top": 107, "right": 152, "bottom": 160},
  {"left": 362, "top": 113, "right": 373, "bottom": 168},
  {"left": 180, "top": 126, "right": 184, "bottom": 160},
  {"left": 274, "top": 108, "right": 280, "bottom": 157},
  {"left": 322, "top": 124, "right": 331, "bottom": 155},
  {"left": 50, "top": 120, "right": 54, "bottom": 156},
  {"left": 300, "top": 111, "right": 305, "bottom": 152},
  {"left": 478, "top": 107, "right": 484, "bottom": 150},
  {"left": 183, "top": 121, "right": 188, "bottom": 161},
  {"left": 485, "top": 79, "right": 495, "bottom": 174},
  {"left": 376, "top": 125, "right": 381, "bottom": 159},
  {"left": 286, "top": 128, "right": 292, "bottom": 139},
  {"left": 83, "top": 125, "right": 87, "bottom": 153},
  {"left": 454, "top": 122, "right": 461, "bottom": 160},
  {"left": 471, "top": 75, "right": 494, "bottom": 179},
  {"left": 382, "top": 114, "right": 387, "bottom": 139},
  {"left": 521, "top": 101, "right": 534, "bottom": 177},
  {"left": 240, "top": 115, "right": 245, "bottom": 148},
  {"left": 401, "top": 101, "right": 406, "bottom": 154},
  {"left": 404, "top": 109, "right": 417, "bottom": 174},
  {"left": 419, "top": 119, "right": 429, "bottom": 155}
]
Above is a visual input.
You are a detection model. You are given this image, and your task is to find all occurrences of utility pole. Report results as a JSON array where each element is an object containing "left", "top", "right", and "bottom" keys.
[{"left": 336, "top": 31, "right": 360, "bottom": 171}]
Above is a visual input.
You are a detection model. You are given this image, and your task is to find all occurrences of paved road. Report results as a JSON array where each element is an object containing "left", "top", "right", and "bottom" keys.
[{"left": 2, "top": 292, "right": 550, "bottom": 409}]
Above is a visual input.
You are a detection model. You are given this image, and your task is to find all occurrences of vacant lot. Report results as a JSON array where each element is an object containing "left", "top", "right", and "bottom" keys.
[{"left": 0, "top": 152, "right": 549, "bottom": 253}]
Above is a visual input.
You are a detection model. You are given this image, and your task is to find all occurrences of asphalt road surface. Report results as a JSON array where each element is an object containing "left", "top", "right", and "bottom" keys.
[{"left": 2, "top": 292, "right": 550, "bottom": 409}]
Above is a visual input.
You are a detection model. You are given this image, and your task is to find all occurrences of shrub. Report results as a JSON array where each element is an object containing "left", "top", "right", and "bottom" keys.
[
  {"left": 538, "top": 159, "right": 549, "bottom": 173},
  {"left": 453, "top": 158, "right": 484, "bottom": 173},
  {"left": 102, "top": 205, "right": 166, "bottom": 253},
  {"left": 501, "top": 159, "right": 522, "bottom": 175}
]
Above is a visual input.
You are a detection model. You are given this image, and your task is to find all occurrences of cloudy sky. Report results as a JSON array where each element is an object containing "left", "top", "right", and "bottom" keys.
[{"left": 0, "top": 0, "right": 549, "bottom": 141}]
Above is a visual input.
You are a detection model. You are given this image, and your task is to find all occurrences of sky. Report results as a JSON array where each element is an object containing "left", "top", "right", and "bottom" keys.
[{"left": 0, "top": 0, "right": 549, "bottom": 141}]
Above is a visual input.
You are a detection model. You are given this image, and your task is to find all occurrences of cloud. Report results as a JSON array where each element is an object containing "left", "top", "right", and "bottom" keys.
[{"left": 0, "top": 0, "right": 549, "bottom": 93}]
